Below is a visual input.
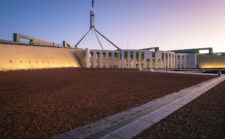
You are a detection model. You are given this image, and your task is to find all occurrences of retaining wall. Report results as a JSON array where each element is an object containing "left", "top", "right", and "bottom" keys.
[
  {"left": 0, "top": 44, "right": 86, "bottom": 71},
  {"left": 197, "top": 54, "right": 225, "bottom": 68}
]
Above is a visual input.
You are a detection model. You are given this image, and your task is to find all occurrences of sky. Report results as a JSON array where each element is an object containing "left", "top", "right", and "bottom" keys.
[{"left": 0, "top": 0, "right": 225, "bottom": 52}]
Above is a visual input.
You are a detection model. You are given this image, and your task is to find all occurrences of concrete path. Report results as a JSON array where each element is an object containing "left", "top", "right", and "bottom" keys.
[
  {"left": 150, "top": 69, "right": 218, "bottom": 76},
  {"left": 54, "top": 75, "right": 225, "bottom": 139}
]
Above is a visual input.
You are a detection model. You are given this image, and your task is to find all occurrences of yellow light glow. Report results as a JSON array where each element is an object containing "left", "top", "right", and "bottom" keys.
[
  {"left": 0, "top": 44, "right": 83, "bottom": 71},
  {"left": 201, "top": 65, "right": 225, "bottom": 69}
]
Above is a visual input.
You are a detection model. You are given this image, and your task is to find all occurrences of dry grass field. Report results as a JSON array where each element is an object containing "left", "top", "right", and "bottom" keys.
[{"left": 0, "top": 68, "right": 214, "bottom": 138}]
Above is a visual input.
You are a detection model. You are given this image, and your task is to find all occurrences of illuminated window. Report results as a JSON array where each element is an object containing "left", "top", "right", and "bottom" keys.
[
  {"left": 96, "top": 52, "right": 100, "bottom": 57},
  {"left": 152, "top": 52, "right": 155, "bottom": 58},
  {"left": 90, "top": 52, "right": 93, "bottom": 57}
]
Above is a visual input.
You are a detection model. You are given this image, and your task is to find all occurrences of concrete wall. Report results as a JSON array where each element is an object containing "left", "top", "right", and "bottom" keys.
[
  {"left": 187, "top": 54, "right": 197, "bottom": 68},
  {"left": 13, "top": 33, "right": 57, "bottom": 47},
  {"left": 197, "top": 54, "right": 225, "bottom": 68},
  {"left": 0, "top": 44, "right": 86, "bottom": 71}
]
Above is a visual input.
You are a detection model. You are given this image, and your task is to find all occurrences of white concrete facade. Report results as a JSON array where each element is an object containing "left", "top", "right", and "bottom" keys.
[
  {"left": 175, "top": 53, "right": 189, "bottom": 69},
  {"left": 188, "top": 54, "right": 197, "bottom": 69},
  {"left": 87, "top": 49, "right": 189, "bottom": 69}
]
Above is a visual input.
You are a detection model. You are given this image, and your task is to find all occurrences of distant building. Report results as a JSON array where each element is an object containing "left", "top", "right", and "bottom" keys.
[{"left": 0, "top": 33, "right": 224, "bottom": 71}]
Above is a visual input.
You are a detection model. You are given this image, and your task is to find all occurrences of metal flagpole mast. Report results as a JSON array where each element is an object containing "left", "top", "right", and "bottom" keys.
[
  {"left": 75, "top": 0, "right": 121, "bottom": 51},
  {"left": 90, "top": 0, "right": 104, "bottom": 50}
]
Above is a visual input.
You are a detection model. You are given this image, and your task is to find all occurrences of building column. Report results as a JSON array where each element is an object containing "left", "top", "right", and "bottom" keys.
[
  {"left": 167, "top": 53, "right": 170, "bottom": 69},
  {"left": 138, "top": 52, "right": 142, "bottom": 68},
  {"left": 85, "top": 48, "right": 90, "bottom": 68},
  {"left": 150, "top": 52, "right": 153, "bottom": 68},
  {"left": 133, "top": 51, "right": 136, "bottom": 68},
  {"left": 106, "top": 52, "right": 109, "bottom": 68},
  {"left": 128, "top": 51, "right": 131, "bottom": 68},
  {"left": 175, "top": 55, "right": 177, "bottom": 69},
  {"left": 112, "top": 52, "right": 115, "bottom": 68},
  {"left": 160, "top": 52, "right": 163, "bottom": 69},
  {"left": 155, "top": 52, "right": 157, "bottom": 69},
  {"left": 93, "top": 51, "right": 97, "bottom": 68},
  {"left": 172, "top": 54, "right": 175, "bottom": 69},
  {"left": 100, "top": 51, "right": 103, "bottom": 68},
  {"left": 117, "top": 52, "right": 121, "bottom": 68},
  {"left": 143, "top": 51, "right": 147, "bottom": 69},
  {"left": 121, "top": 52, "right": 125, "bottom": 68},
  {"left": 180, "top": 55, "right": 183, "bottom": 69},
  {"left": 164, "top": 53, "right": 167, "bottom": 69},
  {"left": 175, "top": 55, "right": 178, "bottom": 69},
  {"left": 184, "top": 55, "right": 187, "bottom": 69},
  {"left": 174, "top": 54, "right": 177, "bottom": 68},
  {"left": 169, "top": 53, "right": 171, "bottom": 69},
  {"left": 171, "top": 54, "right": 173, "bottom": 69},
  {"left": 170, "top": 54, "right": 173, "bottom": 69}
]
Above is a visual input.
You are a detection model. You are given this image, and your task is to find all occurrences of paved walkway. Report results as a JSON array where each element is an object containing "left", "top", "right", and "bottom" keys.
[
  {"left": 151, "top": 69, "right": 218, "bottom": 76},
  {"left": 54, "top": 75, "right": 225, "bottom": 139}
]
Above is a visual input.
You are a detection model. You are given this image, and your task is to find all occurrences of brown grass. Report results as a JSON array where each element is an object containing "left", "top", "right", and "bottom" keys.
[{"left": 0, "top": 68, "right": 214, "bottom": 138}]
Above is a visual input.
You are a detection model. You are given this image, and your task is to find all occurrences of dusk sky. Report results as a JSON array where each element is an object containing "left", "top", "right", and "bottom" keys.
[{"left": 0, "top": 0, "right": 225, "bottom": 52}]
